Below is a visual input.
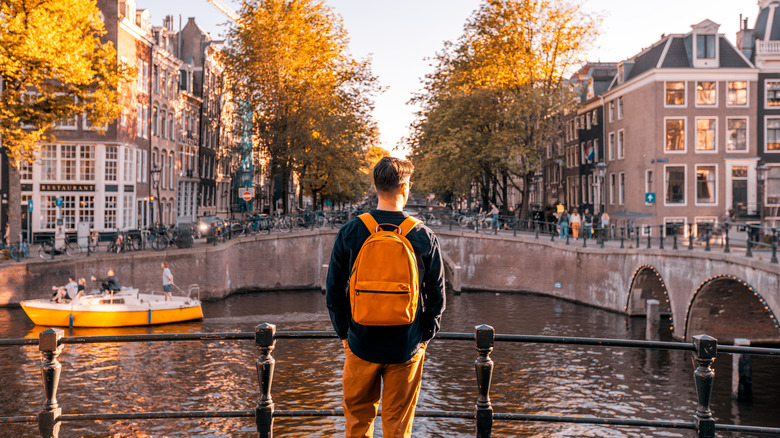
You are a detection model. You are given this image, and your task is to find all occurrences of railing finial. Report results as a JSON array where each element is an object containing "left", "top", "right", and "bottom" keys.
[
  {"left": 255, "top": 323, "right": 276, "bottom": 438},
  {"left": 39, "top": 328, "right": 64, "bottom": 438}
]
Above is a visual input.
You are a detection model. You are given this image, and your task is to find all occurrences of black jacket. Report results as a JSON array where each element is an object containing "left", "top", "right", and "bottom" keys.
[{"left": 325, "top": 209, "right": 446, "bottom": 364}]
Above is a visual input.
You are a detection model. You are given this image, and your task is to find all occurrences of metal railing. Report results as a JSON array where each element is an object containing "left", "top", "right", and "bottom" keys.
[{"left": 2, "top": 325, "right": 780, "bottom": 437}]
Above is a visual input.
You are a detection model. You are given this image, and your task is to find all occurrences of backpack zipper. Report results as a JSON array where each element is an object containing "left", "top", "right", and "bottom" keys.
[{"left": 355, "top": 289, "right": 409, "bottom": 296}]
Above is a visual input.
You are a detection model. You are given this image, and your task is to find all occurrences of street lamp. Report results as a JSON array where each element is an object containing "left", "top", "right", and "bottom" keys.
[
  {"left": 757, "top": 163, "right": 769, "bottom": 226},
  {"left": 150, "top": 167, "right": 162, "bottom": 226},
  {"left": 596, "top": 162, "right": 607, "bottom": 214}
]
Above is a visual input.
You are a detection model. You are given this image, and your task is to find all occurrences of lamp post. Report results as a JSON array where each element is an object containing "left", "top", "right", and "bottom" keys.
[
  {"left": 150, "top": 167, "right": 162, "bottom": 226},
  {"left": 596, "top": 162, "right": 607, "bottom": 214},
  {"left": 757, "top": 163, "right": 769, "bottom": 227}
]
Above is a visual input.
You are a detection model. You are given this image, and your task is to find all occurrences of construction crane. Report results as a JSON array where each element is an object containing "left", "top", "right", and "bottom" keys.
[{"left": 206, "top": 0, "right": 239, "bottom": 23}]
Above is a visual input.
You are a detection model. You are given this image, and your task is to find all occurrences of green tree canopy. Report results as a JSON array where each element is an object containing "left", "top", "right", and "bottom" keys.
[
  {"left": 222, "top": 0, "right": 381, "bottom": 212},
  {"left": 409, "top": 0, "right": 599, "bottom": 216},
  {"left": 0, "top": 0, "right": 130, "bottom": 239}
]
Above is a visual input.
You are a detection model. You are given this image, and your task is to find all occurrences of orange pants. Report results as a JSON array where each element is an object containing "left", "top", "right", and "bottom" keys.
[
  {"left": 572, "top": 223, "right": 580, "bottom": 238},
  {"left": 342, "top": 342, "right": 426, "bottom": 438}
]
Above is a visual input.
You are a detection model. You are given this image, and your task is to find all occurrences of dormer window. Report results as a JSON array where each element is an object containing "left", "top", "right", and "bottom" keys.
[{"left": 696, "top": 34, "right": 716, "bottom": 59}]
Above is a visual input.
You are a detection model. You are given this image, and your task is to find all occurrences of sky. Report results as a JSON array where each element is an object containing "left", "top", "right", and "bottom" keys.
[{"left": 137, "top": 0, "right": 759, "bottom": 158}]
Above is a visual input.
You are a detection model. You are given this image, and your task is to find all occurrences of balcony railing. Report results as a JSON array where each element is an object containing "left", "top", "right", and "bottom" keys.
[
  {"left": 2, "top": 325, "right": 780, "bottom": 437},
  {"left": 756, "top": 40, "right": 780, "bottom": 55}
]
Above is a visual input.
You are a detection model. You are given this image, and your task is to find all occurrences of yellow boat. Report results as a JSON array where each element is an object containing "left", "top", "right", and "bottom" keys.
[{"left": 20, "top": 287, "right": 203, "bottom": 327}]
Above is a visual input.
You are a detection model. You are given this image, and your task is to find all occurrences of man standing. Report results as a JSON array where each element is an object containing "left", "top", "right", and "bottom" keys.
[
  {"left": 326, "top": 157, "right": 446, "bottom": 437},
  {"left": 161, "top": 262, "right": 174, "bottom": 301}
]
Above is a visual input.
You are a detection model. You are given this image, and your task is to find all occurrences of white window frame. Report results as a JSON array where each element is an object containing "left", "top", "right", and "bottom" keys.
[
  {"left": 694, "top": 216, "right": 717, "bottom": 237},
  {"left": 592, "top": 110, "right": 598, "bottom": 126},
  {"left": 727, "top": 81, "right": 749, "bottom": 107},
  {"left": 664, "top": 217, "right": 688, "bottom": 238},
  {"left": 694, "top": 164, "right": 718, "bottom": 206},
  {"left": 765, "top": 116, "right": 780, "bottom": 153},
  {"left": 618, "top": 172, "right": 625, "bottom": 205},
  {"left": 765, "top": 79, "right": 780, "bottom": 109},
  {"left": 608, "top": 132, "right": 615, "bottom": 160},
  {"left": 617, "top": 129, "right": 625, "bottom": 159},
  {"left": 725, "top": 116, "right": 748, "bottom": 153},
  {"left": 695, "top": 116, "right": 717, "bottom": 153},
  {"left": 664, "top": 117, "right": 687, "bottom": 154},
  {"left": 664, "top": 81, "right": 687, "bottom": 108},
  {"left": 617, "top": 96, "right": 624, "bottom": 119},
  {"left": 695, "top": 81, "right": 717, "bottom": 108},
  {"left": 664, "top": 164, "right": 687, "bottom": 207},
  {"left": 645, "top": 169, "right": 653, "bottom": 206},
  {"left": 608, "top": 101, "right": 614, "bottom": 122}
]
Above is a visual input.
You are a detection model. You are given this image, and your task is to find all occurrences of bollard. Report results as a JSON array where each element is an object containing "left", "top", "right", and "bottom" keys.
[
  {"left": 772, "top": 230, "right": 778, "bottom": 264},
  {"left": 731, "top": 338, "right": 752, "bottom": 402},
  {"left": 620, "top": 227, "right": 625, "bottom": 249},
  {"left": 688, "top": 223, "right": 694, "bottom": 250},
  {"left": 583, "top": 231, "right": 587, "bottom": 248},
  {"left": 255, "top": 323, "right": 277, "bottom": 438},
  {"left": 635, "top": 226, "right": 640, "bottom": 248},
  {"left": 723, "top": 223, "right": 730, "bottom": 253},
  {"left": 693, "top": 335, "right": 717, "bottom": 438},
  {"left": 647, "top": 226, "right": 651, "bottom": 249},
  {"left": 673, "top": 228, "right": 678, "bottom": 250},
  {"left": 39, "top": 328, "right": 64, "bottom": 438},
  {"left": 645, "top": 300, "right": 660, "bottom": 341},
  {"left": 658, "top": 225, "right": 664, "bottom": 250},
  {"left": 704, "top": 228, "right": 711, "bottom": 252},
  {"left": 475, "top": 324, "right": 495, "bottom": 438}
]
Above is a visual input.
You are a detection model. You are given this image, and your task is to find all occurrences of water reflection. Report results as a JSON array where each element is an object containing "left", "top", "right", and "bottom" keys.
[{"left": 0, "top": 291, "right": 778, "bottom": 437}]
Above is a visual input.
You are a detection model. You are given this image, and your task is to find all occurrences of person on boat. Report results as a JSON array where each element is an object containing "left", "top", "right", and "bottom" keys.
[
  {"left": 91, "top": 270, "right": 120, "bottom": 295},
  {"left": 51, "top": 277, "right": 78, "bottom": 303},
  {"left": 161, "top": 261, "right": 174, "bottom": 301},
  {"left": 76, "top": 278, "right": 87, "bottom": 299}
]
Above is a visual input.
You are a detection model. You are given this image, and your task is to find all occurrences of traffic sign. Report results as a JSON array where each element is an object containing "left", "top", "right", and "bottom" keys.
[
  {"left": 240, "top": 187, "right": 255, "bottom": 201},
  {"left": 55, "top": 197, "right": 63, "bottom": 207},
  {"left": 645, "top": 192, "right": 656, "bottom": 203},
  {"left": 28, "top": 200, "right": 33, "bottom": 212}
]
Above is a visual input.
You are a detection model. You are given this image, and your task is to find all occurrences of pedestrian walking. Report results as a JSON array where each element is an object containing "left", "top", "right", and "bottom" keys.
[
  {"left": 558, "top": 210, "right": 570, "bottom": 239},
  {"left": 325, "top": 156, "right": 446, "bottom": 437}
]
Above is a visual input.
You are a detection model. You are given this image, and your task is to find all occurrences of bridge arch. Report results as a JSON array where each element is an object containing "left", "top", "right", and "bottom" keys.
[
  {"left": 625, "top": 265, "right": 673, "bottom": 324},
  {"left": 683, "top": 275, "right": 780, "bottom": 344}
]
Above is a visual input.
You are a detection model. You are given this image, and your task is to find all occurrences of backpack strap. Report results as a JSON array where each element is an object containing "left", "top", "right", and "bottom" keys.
[
  {"left": 358, "top": 213, "right": 380, "bottom": 234},
  {"left": 399, "top": 216, "right": 422, "bottom": 237}
]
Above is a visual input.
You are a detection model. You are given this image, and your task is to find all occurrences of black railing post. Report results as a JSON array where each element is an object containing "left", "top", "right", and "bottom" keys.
[
  {"left": 600, "top": 227, "right": 605, "bottom": 248},
  {"left": 636, "top": 226, "right": 640, "bottom": 248},
  {"left": 647, "top": 226, "right": 652, "bottom": 249},
  {"left": 693, "top": 335, "right": 717, "bottom": 438},
  {"left": 583, "top": 230, "right": 587, "bottom": 248},
  {"left": 673, "top": 225, "right": 678, "bottom": 250},
  {"left": 255, "top": 323, "right": 276, "bottom": 438},
  {"left": 658, "top": 225, "right": 664, "bottom": 250},
  {"left": 551, "top": 223, "right": 556, "bottom": 242},
  {"left": 475, "top": 324, "right": 494, "bottom": 438},
  {"left": 688, "top": 223, "right": 694, "bottom": 250},
  {"left": 620, "top": 227, "right": 625, "bottom": 249},
  {"left": 746, "top": 226, "right": 753, "bottom": 258},
  {"left": 565, "top": 225, "right": 570, "bottom": 245},
  {"left": 704, "top": 228, "right": 711, "bottom": 252},
  {"left": 533, "top": 220, "right": 538, "bottom": 239},
  {"left": 772, "top": 229, "right": 778, "bottom": 264},
  {"left": 723, "top": 223, "right": 730, "bottom": 253},
  {"left": 39, "top": 328, "right": 64, "bottom": 438}
]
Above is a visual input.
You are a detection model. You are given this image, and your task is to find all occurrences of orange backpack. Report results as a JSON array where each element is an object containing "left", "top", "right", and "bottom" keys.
[{"left": 349, "top": 213, "right": 422, "bottom": 326}]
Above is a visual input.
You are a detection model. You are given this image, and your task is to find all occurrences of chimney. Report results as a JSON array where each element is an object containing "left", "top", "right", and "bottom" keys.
[{"left": 736, "top": 16, "right": 754, "bottom": 61}]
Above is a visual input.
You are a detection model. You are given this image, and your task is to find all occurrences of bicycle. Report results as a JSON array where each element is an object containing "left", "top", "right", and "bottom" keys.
[
  {"left": 148, "top": 227, "right": 170, "bottom": 251},
  {"left": 39, "top": 237, "right": 81, "bottom": 260},
  {"left": 9, "top": 234, "right": 29, "bottom": 261}
]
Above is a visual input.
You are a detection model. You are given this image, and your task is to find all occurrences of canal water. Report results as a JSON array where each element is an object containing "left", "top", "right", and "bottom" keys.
[{"left": 1, "top": 291, "right": 779, "bottom": 438}]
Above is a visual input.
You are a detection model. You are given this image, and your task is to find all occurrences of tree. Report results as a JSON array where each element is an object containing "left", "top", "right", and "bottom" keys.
[
  {"left": 0, "top": 0, "right": 128, "bottom": 241},
  {"left": 409, "top": 0, "right": 599, "bottom": 217},
  {"left": 222, "top": 0, "right": 381, "bottom": 213}
]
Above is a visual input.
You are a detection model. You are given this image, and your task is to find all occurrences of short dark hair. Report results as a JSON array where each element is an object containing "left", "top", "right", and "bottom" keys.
[{"left": 373, "top": 157, "right": 414, "bottom": 193}]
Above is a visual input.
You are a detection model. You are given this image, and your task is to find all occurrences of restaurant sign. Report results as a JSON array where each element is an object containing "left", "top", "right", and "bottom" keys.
[{"left": 40, "top": 184, "right": 96, "bottom": 192}]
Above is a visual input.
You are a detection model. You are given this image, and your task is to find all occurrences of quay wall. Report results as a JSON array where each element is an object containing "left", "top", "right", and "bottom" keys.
[{"left": 2, "top": 229, "right": 780, "bottom": 341}]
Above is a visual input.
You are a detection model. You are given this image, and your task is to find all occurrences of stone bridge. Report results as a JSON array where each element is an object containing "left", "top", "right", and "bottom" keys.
[{"left": 1, "top": 229, "right": 778, "bottom": 344}]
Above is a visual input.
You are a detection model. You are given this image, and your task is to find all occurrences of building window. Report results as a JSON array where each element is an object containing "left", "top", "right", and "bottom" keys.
[
  {"left": 665, "top": 118, "right": 685, "bottom": 152},
  {"left": 608, "top": 101, "right": 614, "bottom": 122},
  {"left": 41, "top": 145, "right": 57, "bottom": 181},
  {"left": 696, "top": 165, "right": 716, "bottom": 205},
  {"left": 645, "top": 170, "right": 653, "bottom": 205},
  {"left": 696, "top": 81, "right": 716, "bottom": 106},
  {"left": 727, "top": 81, "right": 747, "bottom": 106},
  {"left": 665, "top": 165, "right": 685, "bottom": 205},
  {"left": 41, "top": 196, "right": 57, "bottom": 230},
  {"left": 123, "top": 194, "right": 134, "bottom": 229},
  {"left": 61, "top": 196, "right": 76, "bottom": 230},
  {"left": 696, "top": 118, "right": 716, "bottom": 152},
  {"left": 696, "top": 34, "right": 716, "bottom": 59},
  {"left": 105, "top": 146, "right": 118, "bottom": 181},
  {"left": 152, "top": 106, "right": 158, "bottom": 137},
  {"left": 617, "top": 96, "right": 624, "bottom": 119},
  {"left": 766, "top": 167, "right": 780, "bottom": 205},
  {"left": 617, "top": 130, "right": 625, "bottom": 159},
  {"left": 79, "top": 196, "right": 94, "bottom": 227},
  {"left": 766, "top": 81, "right": 780, "bottom": 107},
  {"left": 124, "top": 148, "right": 134, "bottom": 183},
  {"left": 592, "top": 110, "right": 598, "bottom": 126},
  {"left": 608, "top": 132, "right": 615, "bottom": 160},
  {"left": 80, "top": 145, "right": 94, "bottom": 181},
  {"left": 120, "top": 108, "right": 127, "bottom": 127},
  {"left": 665, "top": 81, "right": 685, "bottom": 106},
  {"left": 619, "top": 172, "right": 625, "bottom": 205},
  {"left": 609, "top": 173, "right": 616, "bottom": 204},
  {"left": 104, "top": 196, "right": 117, "bottom": 229},
  {"left": 153, "top": 64, "right": 159, "bottom": 94},
  {"left": 767, "top": 118, "right": 780, "bottom": 151},
  {"left": 664, "top": 217, "right": 687, "bottom": 237},
  {"left": 19, "top": 161, "right": 32, "bottom": 181},
  {"left": 137, "top": 58, "right": 144, "bottom": 92},
  {"left": 61, "top": 145, "right": 77, "bottom": 181},
  {"left": 586, "top": 112, "right": 591, "bottom": 130},
  {"left": 727, "top": 118, "right": 747, "bottom": 151}
]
